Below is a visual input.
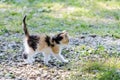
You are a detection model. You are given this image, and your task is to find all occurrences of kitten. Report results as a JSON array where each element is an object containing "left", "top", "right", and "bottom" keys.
[{"left": 22, "top": 15, "right": 69, "bottom": 65}]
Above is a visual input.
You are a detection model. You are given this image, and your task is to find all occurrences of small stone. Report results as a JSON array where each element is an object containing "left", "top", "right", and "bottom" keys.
[
  {"left": 93, "top": 70, "right": 98, "bottom": 73},
  {"left": 29, "top": 76, "right": 36, "bottom": 79},
  {"left": 80, "top": 36, "right": 85, "bottom": 39},
  {"left": 41, "top": 72, "right": 48, "bottom": 78},
  {"left": 5, "top": 73, "right": 15, "bottom": 79},
  {"left": 0, "top": 72, "right": 4, "bottom": 77},
  {"left": 36, "top": 77, "right": 41, "bottom": 80},
  {"left": 67, "top": 68, "right": 71, "bottom": 71},
  {"left": 90, "top": 35, "right": 97, "bottom": 38}
]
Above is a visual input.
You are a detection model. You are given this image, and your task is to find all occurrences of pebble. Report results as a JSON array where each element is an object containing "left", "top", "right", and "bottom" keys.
[{"left": 0, "top": 33, "right": 120, "bottom": 79}]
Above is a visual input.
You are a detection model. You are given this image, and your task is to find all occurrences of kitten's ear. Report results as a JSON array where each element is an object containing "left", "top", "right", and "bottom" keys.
[
  {"left": 62, "top": 30, "right": 66, "bottom": 33},
  {"left": 62, "top": 30, "right": 68, "bottom": 34}
]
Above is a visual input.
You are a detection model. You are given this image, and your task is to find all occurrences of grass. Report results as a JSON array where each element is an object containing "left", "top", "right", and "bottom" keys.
[
  {"left": 66, "top": 57, "right": 120, "bottom": 80},
  {"left": 1, "top": 0, "right": 120, "bottom": 80},
  {"left": 98, "top": 69, "right": 120, "bottom": 80},
  {"left": 0, "top": 0, "right": 120, "bottom": 37}
]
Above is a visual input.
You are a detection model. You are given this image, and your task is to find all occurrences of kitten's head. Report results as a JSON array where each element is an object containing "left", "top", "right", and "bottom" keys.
[{"left": 55, "top": 31, "right": 69, "bottom": 45}]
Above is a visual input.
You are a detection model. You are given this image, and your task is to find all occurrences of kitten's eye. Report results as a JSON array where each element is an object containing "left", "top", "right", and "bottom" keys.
[{"left": 65, "top": 35, "right": 68, "bottom": 38}]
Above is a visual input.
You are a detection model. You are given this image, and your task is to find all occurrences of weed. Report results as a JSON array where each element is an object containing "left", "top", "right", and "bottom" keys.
[{"left": 97, "top": 68, "right": 120, "bottom": 80}]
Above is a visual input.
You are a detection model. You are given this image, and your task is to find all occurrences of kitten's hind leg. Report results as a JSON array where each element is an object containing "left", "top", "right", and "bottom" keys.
[
  {"left": 23, "top": 52, "right": 35, "bottom": 64},
  {"left": 43, "top": 53, "right": 50, "bottom": 65},
  {"left": 53, "top": 54, "right": 68, "bottom": 63}
]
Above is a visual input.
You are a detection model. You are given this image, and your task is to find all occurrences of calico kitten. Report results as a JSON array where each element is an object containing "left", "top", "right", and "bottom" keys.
[{"left": 22, "top": 15, "right": 69, "bottom": 65}]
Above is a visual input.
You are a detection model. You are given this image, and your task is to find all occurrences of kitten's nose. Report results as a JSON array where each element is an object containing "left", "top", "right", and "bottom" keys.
[
  {"left": 67, "top": 39, "right": 70, "bottom": 44},
  {"left": 68, "top": 39, "right": 69, "bottom": 42}
]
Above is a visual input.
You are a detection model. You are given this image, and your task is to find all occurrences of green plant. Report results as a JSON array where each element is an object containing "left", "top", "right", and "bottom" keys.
[{"left": 98, "top": 69, "right": 120, "bottom": 80}]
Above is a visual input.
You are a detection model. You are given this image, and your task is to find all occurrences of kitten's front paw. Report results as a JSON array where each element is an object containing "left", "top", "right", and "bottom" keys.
[
  {"left": 44, "top": 61, "right": 49, "bottom": 66},
  {"left": 63, "top": 60, "right": 69, "bottom": 63},
  {"left": 24, "top": 58, "right": 35, "bottom": 64}
]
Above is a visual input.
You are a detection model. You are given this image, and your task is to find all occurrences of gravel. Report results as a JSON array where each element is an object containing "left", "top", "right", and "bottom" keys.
[{"left": 0, "top": 33, "right": 120, "bottom": 79}]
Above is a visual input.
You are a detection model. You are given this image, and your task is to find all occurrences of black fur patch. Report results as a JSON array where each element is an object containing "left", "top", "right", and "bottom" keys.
[
  {"left": 52, "top": 33, "right": 63, "bottom": 44},
  {"left": 45, "top": 35, "right": 54, "bottom": 47},
  {"left": 23, "top": 53, "right": 28, "bottom": 59},
  {"left": 27, "top": 35, "right": 40, "bottom": 51}
]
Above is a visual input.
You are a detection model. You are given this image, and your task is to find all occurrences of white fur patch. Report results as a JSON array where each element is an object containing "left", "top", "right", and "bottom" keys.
[{"left": 23, "top": 38, "right": 34, "bottom": 54}]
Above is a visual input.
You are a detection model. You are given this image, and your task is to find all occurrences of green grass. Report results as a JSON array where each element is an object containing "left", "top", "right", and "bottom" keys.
[
  {"left": 1, "top": 0, "right": 120, "bottom": 80},
  {"left": 98, "top": 69, "right": 120, "bottom": 80},
  {"left": 0, "top": 0, "right": 120, "bottom": 37},
  {"left": 66, "top": 57, "right": 120, "bottom": 80}
]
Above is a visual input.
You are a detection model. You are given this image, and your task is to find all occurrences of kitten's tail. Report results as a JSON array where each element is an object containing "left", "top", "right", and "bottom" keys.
[{"left": 23, "top": 15, "right": 29, "bottom": 37}]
